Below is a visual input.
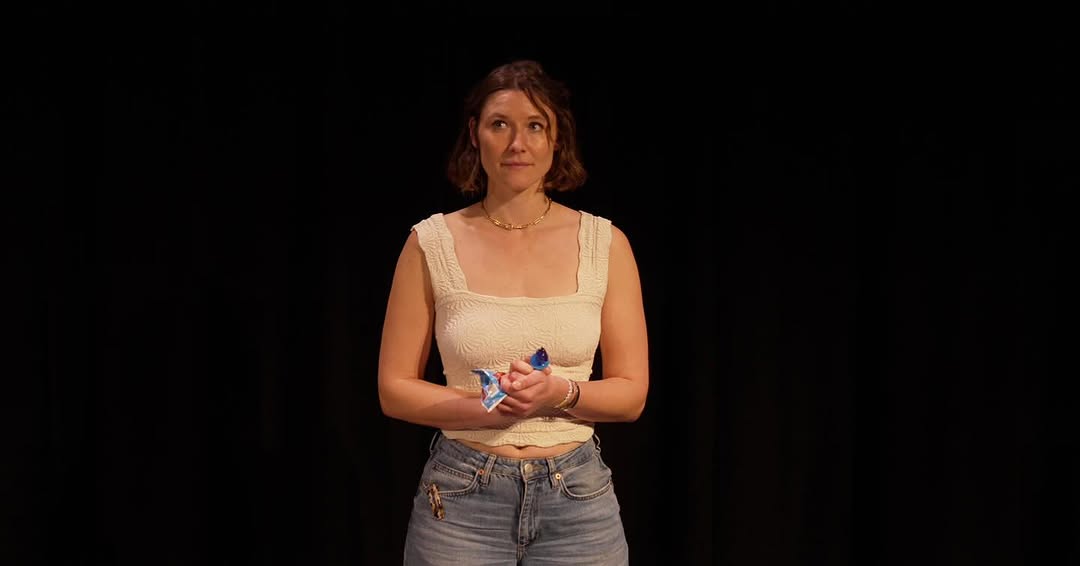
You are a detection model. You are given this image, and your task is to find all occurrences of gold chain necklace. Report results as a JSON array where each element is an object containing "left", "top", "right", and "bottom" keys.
[{"left": 480, "top": 197, "right": 552, "bottom": 230}]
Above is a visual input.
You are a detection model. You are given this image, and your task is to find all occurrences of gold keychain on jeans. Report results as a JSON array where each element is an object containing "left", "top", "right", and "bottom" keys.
[{"left": 427, "top": 483, "right": 445, "bottom": 520}]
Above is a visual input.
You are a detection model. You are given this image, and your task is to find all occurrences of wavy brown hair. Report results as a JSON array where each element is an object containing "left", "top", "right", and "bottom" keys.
[{"left": 446, "top": 60, "right": 587, "bottom": 197}]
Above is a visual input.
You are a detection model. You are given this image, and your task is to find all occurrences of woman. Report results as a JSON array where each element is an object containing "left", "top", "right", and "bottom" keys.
[{"left": 378, "top": 59, "right": 649, "bottom": 565}]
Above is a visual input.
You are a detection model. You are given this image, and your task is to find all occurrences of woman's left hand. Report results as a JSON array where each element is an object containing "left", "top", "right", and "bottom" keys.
[{"left": 496, "top": 358, "right": 559, "bottom": 417}]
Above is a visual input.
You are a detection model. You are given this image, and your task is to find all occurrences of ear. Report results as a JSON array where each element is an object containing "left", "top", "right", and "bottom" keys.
[{"left": 468, "top": 117, "right": 478, "bottom": 148}]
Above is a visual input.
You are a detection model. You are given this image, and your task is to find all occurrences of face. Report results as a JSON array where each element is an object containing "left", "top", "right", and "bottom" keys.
[{"left": 471, "top": 89, "right": 557, "bottom": 194}]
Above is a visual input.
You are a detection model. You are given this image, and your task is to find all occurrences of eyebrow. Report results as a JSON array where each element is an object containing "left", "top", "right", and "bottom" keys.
[{"left": 487, "top": 112, "right": 549, "bottom": 122}]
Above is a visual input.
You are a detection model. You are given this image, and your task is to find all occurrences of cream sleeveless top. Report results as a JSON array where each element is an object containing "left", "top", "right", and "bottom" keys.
[{"left": 411, "top": 210, "right": 612, "bottom": 447}]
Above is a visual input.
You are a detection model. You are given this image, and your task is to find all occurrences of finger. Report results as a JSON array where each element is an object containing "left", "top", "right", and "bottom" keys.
[
  {"left": 500, "top": 374, "right": 522, "bottom": 392},
  {"left": 495, "top": 397, "right": 520, "bottom": 412},
  {"left": 508, "top": 370, "right": 549, "bottom": 391},
  {"left": 516, "top": 358, "right": 541, "bottom": 372},
  {"left": 496, "top": 386, "right": 528, "bottom": 406}
]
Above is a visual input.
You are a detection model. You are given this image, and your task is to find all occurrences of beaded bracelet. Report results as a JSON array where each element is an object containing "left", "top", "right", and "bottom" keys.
[
  {"left": 553, "top": 378, "right": 577, "bottom": 410},
  {"left": 566, "top": 379, "right": 581, "bottom": 409}
]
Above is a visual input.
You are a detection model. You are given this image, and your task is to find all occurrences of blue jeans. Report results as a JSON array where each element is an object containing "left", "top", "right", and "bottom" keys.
[{"left": 403, "top": 432, "right": 630, "bottom": 565}]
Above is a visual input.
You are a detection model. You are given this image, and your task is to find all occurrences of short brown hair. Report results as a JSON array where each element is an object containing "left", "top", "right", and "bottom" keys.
[{"left": 446, "top": 60, "right": 587, "bottom": 197}]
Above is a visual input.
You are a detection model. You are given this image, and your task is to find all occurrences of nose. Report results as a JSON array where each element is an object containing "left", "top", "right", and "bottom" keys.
[{"left": 507, "top": 127, "right": 527, "bottom": 152}]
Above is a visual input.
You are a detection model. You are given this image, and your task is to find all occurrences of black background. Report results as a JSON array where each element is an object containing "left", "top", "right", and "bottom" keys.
[{"left": 6, "top": 2, "right": 1076, "bottom": 565}]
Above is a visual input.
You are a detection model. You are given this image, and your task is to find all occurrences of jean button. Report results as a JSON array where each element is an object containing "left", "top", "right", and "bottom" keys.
[{"left": 523, "top": 463, "right": 533, "bottom": 473}]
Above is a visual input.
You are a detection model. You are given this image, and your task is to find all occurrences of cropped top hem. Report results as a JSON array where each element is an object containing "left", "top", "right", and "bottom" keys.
[{"left": 441, "top": 421, "right": 596, "bottom": 448}]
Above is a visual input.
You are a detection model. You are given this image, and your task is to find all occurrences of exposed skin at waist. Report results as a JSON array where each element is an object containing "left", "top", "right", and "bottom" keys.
[{"left": 456, "top": 438, "right": 584, "bottom": 459}]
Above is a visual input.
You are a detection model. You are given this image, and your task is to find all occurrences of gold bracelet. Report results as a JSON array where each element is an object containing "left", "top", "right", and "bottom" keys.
[
  {"left": 566, "top": 380, "right": 581, "bottom": 409},
  {"left": 553, "top": 377, "right": 575, "bottom": 410}
]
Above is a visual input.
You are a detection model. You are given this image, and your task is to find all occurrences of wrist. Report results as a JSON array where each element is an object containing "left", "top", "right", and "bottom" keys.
[{"left": 552, "top": 376, "right": 579, "bottom": 410}]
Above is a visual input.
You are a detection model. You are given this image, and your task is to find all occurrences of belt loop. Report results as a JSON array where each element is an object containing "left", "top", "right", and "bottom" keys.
[
  {"left": 428, "top": 430, "right": 442, "bottom": 455},
  {"left": 593, "top": 433, "right": 602, "bottom": 453},
  {"left": 480, "top": 453, "right": 497, "bottom": 486},
  {"left": 546, "top": 457, "right": 559, "bottom": 487}
]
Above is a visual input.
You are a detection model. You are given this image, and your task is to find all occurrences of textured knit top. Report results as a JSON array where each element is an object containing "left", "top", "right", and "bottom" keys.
[{"left": 411, "top": 210, "right": 612, "bottom": 447}]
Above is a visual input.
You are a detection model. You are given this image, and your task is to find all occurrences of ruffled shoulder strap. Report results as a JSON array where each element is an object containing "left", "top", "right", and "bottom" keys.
[
  {"left": 576, "top": 211, "right": 612, "bottom": 298},
  {"left": 411, "top": 213, "right": 468, "bottom": 299}
]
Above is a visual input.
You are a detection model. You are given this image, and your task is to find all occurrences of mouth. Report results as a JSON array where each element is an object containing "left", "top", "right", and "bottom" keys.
[{"left": 501, "top": 162, "right": 532, "bottom": 167}]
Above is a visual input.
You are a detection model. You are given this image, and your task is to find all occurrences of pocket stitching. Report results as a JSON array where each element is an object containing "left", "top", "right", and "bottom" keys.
[
  {"left": 557, "top": 466, "right": 613, "bottom": 501},
  {"left": 426, "top": 462, "right": 481, "bottom": 497}
]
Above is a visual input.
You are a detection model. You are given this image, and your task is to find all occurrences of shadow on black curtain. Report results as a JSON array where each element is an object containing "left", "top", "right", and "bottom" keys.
[{"left": 5, "top": 2, "right": 1076, "bottom": 565}]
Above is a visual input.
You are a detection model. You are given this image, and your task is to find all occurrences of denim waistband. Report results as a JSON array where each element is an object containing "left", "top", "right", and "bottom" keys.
[{"left": 429, "top": 432, "right": 601, "bottom": 481}]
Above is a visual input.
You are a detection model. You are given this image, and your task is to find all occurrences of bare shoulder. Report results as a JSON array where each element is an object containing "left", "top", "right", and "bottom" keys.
[
  {"left": 607, "top": 222, "right": 639, "bottom": 259},
  {"left": 609, "top": 223, "right": 630, "bottom": 246},
  {"left": 443, "top": 204, "right": 483, "bottom": 232},
  {"left": 393, "top": 228, "right": 424, "bottom": 268},
  {"left": 443, "top": 205, "right": 470, "bottom": 221}
]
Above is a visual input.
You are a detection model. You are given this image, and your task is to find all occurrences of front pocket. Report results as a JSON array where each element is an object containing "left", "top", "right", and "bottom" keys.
[
  {"left": 557, "top": 456, "right": 613, "bottom": 501},
  {"left": 420, "top": 460, "right": 482, "bottom": 498},
  {"left": 414, "top": 459, "right": 487, "bottom": 524}
]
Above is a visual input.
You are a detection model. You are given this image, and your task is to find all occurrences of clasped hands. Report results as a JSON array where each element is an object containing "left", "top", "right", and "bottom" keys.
[{"left": 494, "top": 358, "right": 565, "bottom": 418}]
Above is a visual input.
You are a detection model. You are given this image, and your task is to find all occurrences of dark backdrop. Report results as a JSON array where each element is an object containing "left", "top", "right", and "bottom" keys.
[{"left": 6, "top": 2, "right": 1076, "bottom": 565}]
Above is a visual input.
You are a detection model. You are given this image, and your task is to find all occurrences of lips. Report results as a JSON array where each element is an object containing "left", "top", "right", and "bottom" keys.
[{"left": 502, "top": 162, "right": 531, "bottom": 167}]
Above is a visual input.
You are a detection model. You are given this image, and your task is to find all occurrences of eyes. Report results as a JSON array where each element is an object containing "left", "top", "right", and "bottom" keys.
[{"left": 490, "top": 119, "right": 547, "bottom": 132}]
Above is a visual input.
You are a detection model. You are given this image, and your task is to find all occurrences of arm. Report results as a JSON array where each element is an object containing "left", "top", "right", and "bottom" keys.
[
  {"left": 567, "top": 225, "right": 649, "bottom": 422},
  {"left": 377, "top": 230, "right": 516, "bottom": 430},
  {"left": 495, "top": 226, "right": 650, "bottom": 422}
]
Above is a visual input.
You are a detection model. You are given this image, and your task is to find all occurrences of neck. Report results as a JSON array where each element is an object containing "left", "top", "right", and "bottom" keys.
[{"left": 481, "top": 187, "right": 551, "bottom": 227}]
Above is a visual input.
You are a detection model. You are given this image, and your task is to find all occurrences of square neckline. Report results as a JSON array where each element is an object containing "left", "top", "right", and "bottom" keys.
[{"left": 433, "top": 211, "right": 588, "bottom": 301}]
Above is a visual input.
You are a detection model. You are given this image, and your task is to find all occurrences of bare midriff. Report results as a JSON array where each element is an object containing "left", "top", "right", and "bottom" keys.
[{"left": 457, "top": 438, "right": 584, "bottom": 459}]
